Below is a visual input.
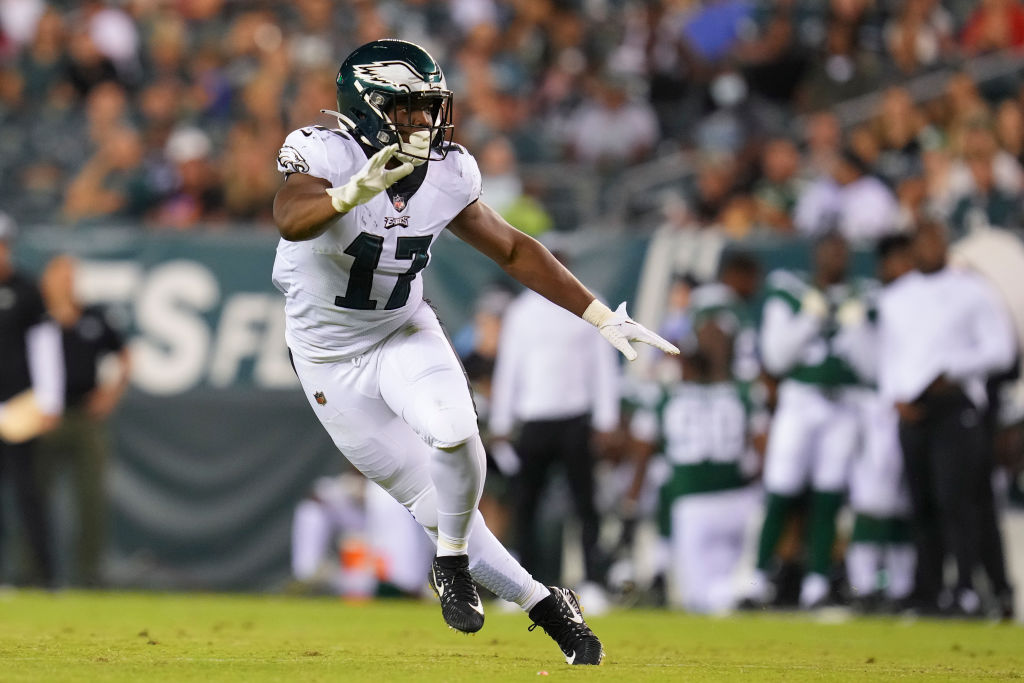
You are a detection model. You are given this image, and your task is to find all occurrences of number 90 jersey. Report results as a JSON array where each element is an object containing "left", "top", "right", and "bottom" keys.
[{"left": 273, "top": 126, "right": 481, "bottom": 362}]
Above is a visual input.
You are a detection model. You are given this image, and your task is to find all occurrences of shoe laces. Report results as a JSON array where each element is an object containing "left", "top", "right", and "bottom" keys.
[
  {"left": 528, "top": 594, "right": 593, "bottom": 649},
  {"left": 438, "top": 563, "right": 477, "bottom": 607}
]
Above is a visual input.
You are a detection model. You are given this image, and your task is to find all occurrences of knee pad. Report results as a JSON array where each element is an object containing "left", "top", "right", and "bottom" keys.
[
  {"left": 409, "top": 488, "right": 438, "bottom": 532},
  {"left": 426, "top": 405, "right": 479, "bottom": 449}
]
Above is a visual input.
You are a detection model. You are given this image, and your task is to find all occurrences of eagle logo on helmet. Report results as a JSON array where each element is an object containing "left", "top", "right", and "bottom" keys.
[{"left": 353, "top": 61, "right": 434, "bottom": 91}]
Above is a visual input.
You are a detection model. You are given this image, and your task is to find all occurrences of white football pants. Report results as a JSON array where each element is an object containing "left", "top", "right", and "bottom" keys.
[
  {"left": 670, "top": 486, "right": 758, "bottom": 613},
  {"left": 290, "top": 301, "right": 547, "bottom": 608},
  {"left": 763, "top": 380, "right": 858, "bottom": 496},
  {"left": 846, "top": 543, "right": 916, "bottom": 600},
  {"left": 848, "top": 389, "right": 911, "bottom": 517}
]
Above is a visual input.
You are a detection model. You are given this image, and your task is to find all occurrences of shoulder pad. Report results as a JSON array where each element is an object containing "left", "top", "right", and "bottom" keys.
[
  {"left": 441, "top": 141, "right": 466, "bottom": 155},
  {"left": 765, "top": 269, "right": 807, "bottom": 295}
]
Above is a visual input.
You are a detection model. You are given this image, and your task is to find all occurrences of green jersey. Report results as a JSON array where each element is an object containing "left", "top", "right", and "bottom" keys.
[
  {"left": 761, "top": 270, "right": 865, "bottom": 388},
  {"left": 633, "top": 381, "right": 750, "bottom": 497}
]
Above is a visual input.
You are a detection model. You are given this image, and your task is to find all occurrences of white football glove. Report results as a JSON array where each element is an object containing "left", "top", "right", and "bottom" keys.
[
  {"left": 325, "top": 143, "right": 414, "bottom": 214},
  {"left": 583, "top": 300, "right": 680, "bottom": 362},
  {"left": 836, "top": 299, "right": 866, "bottom": 328},
  {"left": 799, "top": 287, "right": 828, "bottom": 321},
  {"left": 395, "top": 130, "right": 431, "bottom": 167}
]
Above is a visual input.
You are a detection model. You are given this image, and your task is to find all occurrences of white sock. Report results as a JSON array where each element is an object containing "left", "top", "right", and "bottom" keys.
[
  {"left": 431, "top": 435, "right": 486, "bottom": 557},
  {"left": 652, "top": 536, "right": 671, "bottom": 576},
  {"left": 884, "top": 544, "right": 916, "bottom": 600},
  {"left": 743, "top": 569, "right": 771, "bottom": 601},
  {"left": 799, "top": 573, "right": 829, "bottom": 607},
  {"left": 846, "top": 543, "right": 881, "bottom": 597},
  {"left": 463, "top": 511, "right": 550, "bottom": 611}
]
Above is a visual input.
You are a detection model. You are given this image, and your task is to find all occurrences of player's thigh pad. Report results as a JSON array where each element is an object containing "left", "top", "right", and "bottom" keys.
[
  {"left": 378, "top": 302, "right": 478, "bottom": 449},
  {"left": 763, "top": 382, "right": 825, "bottom": 496}
]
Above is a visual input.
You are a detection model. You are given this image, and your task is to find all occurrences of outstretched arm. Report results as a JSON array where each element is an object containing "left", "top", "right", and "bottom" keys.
[
  {"left": 448, "top": 200, "right": 594, "bottom": 315},
  {"left": 449, "top": 201, "right": 678, "bottom": 360}
]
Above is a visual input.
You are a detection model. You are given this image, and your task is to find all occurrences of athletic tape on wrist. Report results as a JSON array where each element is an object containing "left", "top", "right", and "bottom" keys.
[{"left": 582, "top": 299, "right": 613, "bottom": 327}]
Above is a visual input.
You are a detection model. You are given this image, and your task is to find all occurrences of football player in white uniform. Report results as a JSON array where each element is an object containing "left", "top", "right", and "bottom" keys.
[
  {"left": 271, "top": 39, "right": 678, "bottom": 666},
  {"left": 744, "top": 232, "right": 862, "bottom": 609},
  {"left": 838, "top": 236, "right": 916, "bottom": 612}
]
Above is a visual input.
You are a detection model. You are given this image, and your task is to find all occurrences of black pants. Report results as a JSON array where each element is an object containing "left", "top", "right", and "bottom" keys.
[
  {"left": 898, "top": 390, "right": 1007, "bottom": 604},
  {"left": 0, "top": 438, "right": 54, "bottom": 586},
  {"left": 514, "top": 414, "right": 602, "bottom": 585},
  {"left": 980, "top": 377, "right": 1013, "bottom": 597}
]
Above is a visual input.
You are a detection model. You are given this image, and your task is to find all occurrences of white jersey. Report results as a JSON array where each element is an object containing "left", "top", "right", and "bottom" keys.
[{"left": 273, "top": 125, "right": 482, "bottom": 361}]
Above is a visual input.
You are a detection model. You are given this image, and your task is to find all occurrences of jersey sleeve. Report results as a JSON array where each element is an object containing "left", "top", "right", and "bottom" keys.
[
  {"left": 451, "top": 144, "right": 483, "bottom": 207},
  {"left": 276, "top": 127, "right": 361, "bottom": 185},
  {"left": 763, "top": 269, "right": 804, "bottom": 313}
]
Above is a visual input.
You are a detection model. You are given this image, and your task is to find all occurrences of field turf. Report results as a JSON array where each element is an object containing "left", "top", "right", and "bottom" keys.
[{"left": 1, "top": 590, "right": 1022, "bottom": 681}]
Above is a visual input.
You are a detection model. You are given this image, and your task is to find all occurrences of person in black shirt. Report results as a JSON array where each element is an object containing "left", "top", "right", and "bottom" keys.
[
  {"left": 0, "top": 212, "right": 64, "bottom": 587},
  {"left": 38, "top": 254, "right": 130, "bottom": 588}
]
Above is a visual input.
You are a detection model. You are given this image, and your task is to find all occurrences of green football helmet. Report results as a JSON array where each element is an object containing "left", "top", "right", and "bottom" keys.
[{"left": 325, "top": 39, "right": 454, "bottom": 161}]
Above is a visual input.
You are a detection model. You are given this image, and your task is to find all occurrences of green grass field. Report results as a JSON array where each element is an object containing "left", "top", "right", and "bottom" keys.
[{"left": 1, "top": 591, "right": 1021, "bottom": 682}]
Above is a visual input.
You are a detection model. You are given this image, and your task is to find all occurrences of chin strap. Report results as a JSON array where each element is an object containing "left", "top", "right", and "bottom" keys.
[{"left": 320, "top": 110, "right": 435, "bottom": 162}]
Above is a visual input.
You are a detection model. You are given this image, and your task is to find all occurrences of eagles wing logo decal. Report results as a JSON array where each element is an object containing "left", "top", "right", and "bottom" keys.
[
  {"left": 314, "top": 391, "right": 326, "bottom": 406},
  {"left": 353, "top": 60, "right": 426, "bottom": 89},
  {"left": 277, "top": 145, "right": 309, "bottom": 174}
]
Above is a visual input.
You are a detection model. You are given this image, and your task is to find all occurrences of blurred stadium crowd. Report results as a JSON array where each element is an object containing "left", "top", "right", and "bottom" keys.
[
  {"left": 2, "top": 0, "right": 1024, "bottom": 625},
  {"left": 1, "top": 0, "right": 1024, "bottom": 235}
]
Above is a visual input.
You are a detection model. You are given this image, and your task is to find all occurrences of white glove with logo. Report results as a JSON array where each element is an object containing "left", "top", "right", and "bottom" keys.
[
  {"left": 325, "top": 143, "right": 414, "bottom": 214},
  {"left": 583, "top": 301, "right": 680, "bottom": 361},
  {"left": 395, "top": 130, "right": 431, "bottom": 167}
]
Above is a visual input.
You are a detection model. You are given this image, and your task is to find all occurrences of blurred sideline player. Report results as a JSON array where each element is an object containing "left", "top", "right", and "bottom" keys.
[
  {"left": 631, "top": 255, "right": 762, "bottom": 613},
  {"left": 271, "top": 39, "right": 677, "bottom": 665},
  {"left": 488, "top": 247, "right": 621, "bottom": 598},
  {"left": 292, "top": 474, "right": 368, "bottom": 595},
  {"left": 291, "top": 474, "right": 433, "bottom": 597},
  {"left": 836, "top": 236, "right": 916, "bottom": 611},
  {"left": 0, "top": 212, "right": 64, "bottom": 587},
  {"left": 879, "top": 220, "right": 1016, "bottom": 616},
  {"left": 745, "top": 231, "right": 861, "bottom": 609},
  {"left": 38, "top": 254, "right": 132, "bottom": 588}
]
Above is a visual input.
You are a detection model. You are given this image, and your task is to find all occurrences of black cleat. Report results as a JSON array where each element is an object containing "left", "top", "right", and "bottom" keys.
[
  {"left": 429, "top": 555, "right": 484, "bottom": 633},
  {"left": 528, "top": 586, "right": 604, "bottom": 665}
]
